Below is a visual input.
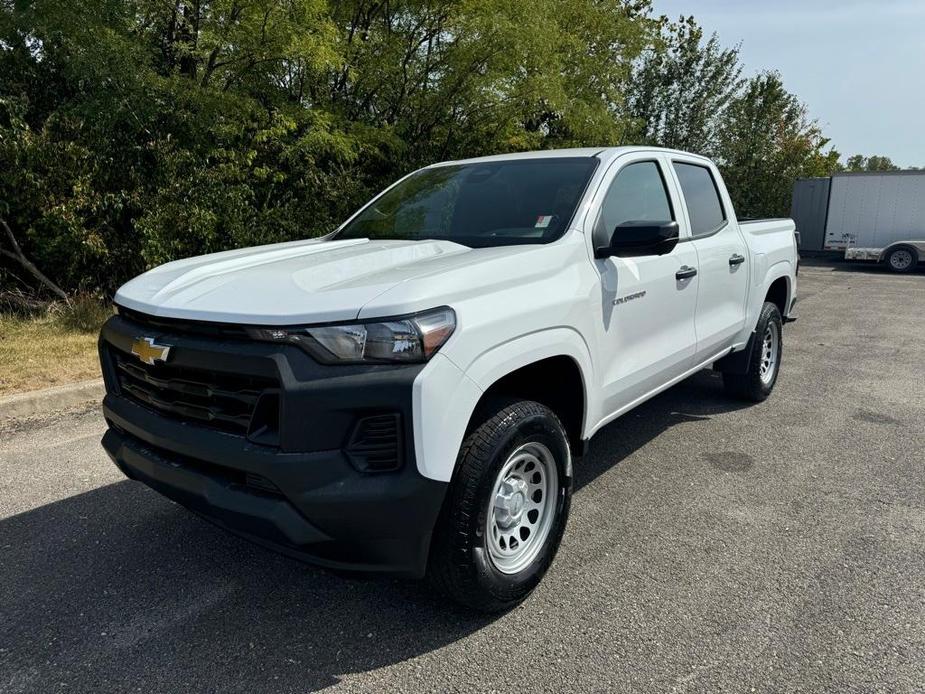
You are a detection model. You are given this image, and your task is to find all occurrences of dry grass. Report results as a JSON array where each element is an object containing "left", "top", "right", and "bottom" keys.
[{"left": 0, "top": 307, "right": 107, "bottom": 396}]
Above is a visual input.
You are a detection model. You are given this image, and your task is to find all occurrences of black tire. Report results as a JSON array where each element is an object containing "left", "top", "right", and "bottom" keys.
[
  {"left": 885, "top": 246, "right": 918, "bottom": 274},
  {"left": 723, "top": 302, "right": 783, "bottom": 402},
  {"left": 427, "top": 400, "right": 572, "bottom": 613}
]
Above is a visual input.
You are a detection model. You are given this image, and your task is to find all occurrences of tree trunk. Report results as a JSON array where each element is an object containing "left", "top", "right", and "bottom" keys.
[{"left": 0, "top": 218, "right": 70, "bottom": 302}]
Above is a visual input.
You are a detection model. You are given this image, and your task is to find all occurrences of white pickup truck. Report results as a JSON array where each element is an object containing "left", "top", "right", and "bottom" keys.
[{"left": 99, "top": 147, "right": 798, "bottom": 611}]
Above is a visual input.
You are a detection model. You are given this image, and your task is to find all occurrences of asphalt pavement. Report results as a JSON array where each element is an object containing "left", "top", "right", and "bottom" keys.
[{"left": 2, "top": 265, "right": 924, "bottom": 693}]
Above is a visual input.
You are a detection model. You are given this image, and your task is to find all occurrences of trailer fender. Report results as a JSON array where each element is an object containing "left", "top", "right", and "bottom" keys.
[{"left": 878, "top": 241, "right": 925, "bottom": 263}]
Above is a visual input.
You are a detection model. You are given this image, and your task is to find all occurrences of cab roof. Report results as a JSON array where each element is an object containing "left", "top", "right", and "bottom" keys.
[{"left": 432, "top": 146, "right": 712, "bottom": 168}]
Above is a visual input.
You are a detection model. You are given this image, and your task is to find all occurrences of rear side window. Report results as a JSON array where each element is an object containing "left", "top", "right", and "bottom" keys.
[
  {"left": 594, "top": 161, "right": 674, "bottom": 246},
  {"left": 673, "top": 162, "right": 726, "bottom": 237}
]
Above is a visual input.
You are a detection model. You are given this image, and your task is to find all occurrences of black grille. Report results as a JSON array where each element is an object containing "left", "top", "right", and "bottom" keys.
[
  {"left": 345, "top": 414, "right": 403, "bottom": 472},
  {"left": 117, "top": 306, "right": 250, "bottom": 340},
  {"left": 245, "top": 472, "right": 283, "bottom": 496},
  {"left": 120, "top": 432, "right": 284, "bottom": 498},
  {"left": 113, "top": 351, "right": 278, "bottom": 437}
]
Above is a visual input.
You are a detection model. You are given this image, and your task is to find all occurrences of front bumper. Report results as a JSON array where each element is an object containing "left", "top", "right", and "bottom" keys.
[{"left": 99, "top": 314, "right": 448, "bottom": 577}]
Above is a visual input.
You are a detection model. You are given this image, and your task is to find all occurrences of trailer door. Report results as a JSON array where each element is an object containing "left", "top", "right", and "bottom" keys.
[{"left": 790, "top": 178, "right": 830, "bottom": 252}]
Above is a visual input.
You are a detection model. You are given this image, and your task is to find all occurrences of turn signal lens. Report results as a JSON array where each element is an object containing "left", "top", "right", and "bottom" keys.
[{"left": 413, "top": 308, "right": 456, "bottom": 358}]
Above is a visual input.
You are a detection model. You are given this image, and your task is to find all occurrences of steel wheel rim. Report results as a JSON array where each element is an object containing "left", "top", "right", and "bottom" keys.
[
  {"left": 890, "top": 250, "right": 913, "bottom": 270},
  {"left": 486, "top": 442, "right": 559, "bottom": 575},
  {"left": 759, "top": 321, "right": 780, "bottom": 385}
]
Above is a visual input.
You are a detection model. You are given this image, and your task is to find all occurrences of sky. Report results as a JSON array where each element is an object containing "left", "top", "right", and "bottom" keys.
[{"left": 652, "top": 0, "right": 925, "bottom": 167}]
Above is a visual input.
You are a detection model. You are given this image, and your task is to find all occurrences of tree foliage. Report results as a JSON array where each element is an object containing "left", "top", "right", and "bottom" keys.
[
  {"left": 0, "top": 3, "right": 862, "bottom": 297},
  {"left": 842, "top": 154, "right": 900, "bottom": 172},
  {"left": 717, "top": 72, "right": 840, "bottom": 218},
  {"left": 0, "top": 0, "right": 660, "bottom": 294},
  {"left": 628, "top": 19, "right": 840, "bottom": 218},
  {"left": 627, "top": 15, "right": 743, "bottom": 156}
]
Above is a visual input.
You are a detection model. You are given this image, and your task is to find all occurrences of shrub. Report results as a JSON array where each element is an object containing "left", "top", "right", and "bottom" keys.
[{"left": 52, "top": 294, "right": 112, "bottom": 333}]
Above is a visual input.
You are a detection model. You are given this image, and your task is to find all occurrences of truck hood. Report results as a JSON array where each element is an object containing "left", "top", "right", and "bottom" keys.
[{"left": 115, "top": 238, "right": 484, "bottom": 324}]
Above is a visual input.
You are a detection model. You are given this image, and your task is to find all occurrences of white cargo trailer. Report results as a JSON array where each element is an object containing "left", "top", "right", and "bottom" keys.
[{"left": 791, "top": 171, "right": 925, "bottom": 273}]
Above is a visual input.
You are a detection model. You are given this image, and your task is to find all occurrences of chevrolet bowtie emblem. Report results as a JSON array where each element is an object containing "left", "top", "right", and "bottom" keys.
[{"left": 131, "top": 337, "right": 172, "bottom": 366}]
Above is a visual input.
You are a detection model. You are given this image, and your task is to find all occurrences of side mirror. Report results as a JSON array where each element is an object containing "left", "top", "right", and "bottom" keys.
[{"left": 594, "top": 220, "right": 679, "bottom": 259}]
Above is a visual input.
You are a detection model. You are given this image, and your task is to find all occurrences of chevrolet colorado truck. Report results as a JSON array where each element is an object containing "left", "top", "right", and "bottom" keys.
[{"left": 99, "top": 147, "right": 798, "bottom": 611}]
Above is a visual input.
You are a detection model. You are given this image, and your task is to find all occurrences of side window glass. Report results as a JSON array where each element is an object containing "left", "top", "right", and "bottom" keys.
[
  {"left": 673, "top": 162, "right": 726, "bottom": 237},
  {"left": 594, "top": 161, "right": 673, "bottom": 247}
]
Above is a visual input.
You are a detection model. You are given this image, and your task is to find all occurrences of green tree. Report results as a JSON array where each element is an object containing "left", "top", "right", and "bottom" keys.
[
  {"left": 844, "top": 154, "right": 900, "bottom": 172},
  {"left": 717, "top": 72, "right": 839, "bottom": 218},
  {"left": 0, "top": 0, "right": 657, "bottom": 295},
  {"left": 322, "top": 0, "right": 656, "bottom": 159},
  {"left": 1, "top": 0, "right": 851, "bottom": 297},
  {"left": 0, "top": 0, "right": 362, "bottom": 292},
  {"left": 626, "top": 15, "right": 743, "bottom": 155}
]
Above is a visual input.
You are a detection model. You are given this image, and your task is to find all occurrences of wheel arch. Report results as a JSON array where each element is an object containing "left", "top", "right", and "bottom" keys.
[
  {"left": 879, "top": 242, "right": 921, "bottom": 264},
  {"left": 732, "top": 260, "right": 793, "bottom": 349},
  {"left": 759, "top": 261, "right": 793, "bottom": 318},
  {"left": 471, "top": 355, "right": 587, "bottom": 454},
  {"left": 765, "top": 275, "right": 790, "bottom": 316},
  {"left": 462, "top": 329, "right": 594, "bottom": 453},
  {"left": 413, "top": 330, "right": 594, "bottom": 483}
]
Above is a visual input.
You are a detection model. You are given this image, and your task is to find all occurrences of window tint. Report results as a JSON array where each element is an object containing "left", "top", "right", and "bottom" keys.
[
  {"left": 673, "top": 162, "right": 726, "bottom": 237},
  {"left": 594, "top": 161, "right": 673, "bottom": 246},
  {"left": 336, "top": 158, "right": 598, "bottom": 248}
]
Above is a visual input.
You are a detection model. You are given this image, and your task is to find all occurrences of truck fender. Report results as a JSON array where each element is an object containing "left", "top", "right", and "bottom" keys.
[
  {"left": 754, "top": 261, "right": 792, "bottom": 316},
  {"left": 412, "top": 329, "right": 594, "bottom": 483},
  {"left": 462, "top": 327, "right": 593, "bottom": 395},
  {"left": 760, "top": 261, "right": 793, "bottom": 305},
  {"left": 733, "top": 259, "right": 793, "bottom": 350}
]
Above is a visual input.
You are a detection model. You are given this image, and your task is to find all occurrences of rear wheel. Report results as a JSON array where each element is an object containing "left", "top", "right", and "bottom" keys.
[
  {"left": 723, "top": 302, "right": 783, "bottom": 402},
  {"left": 427, "top": 400, "right": 572, "bottom": 612},
  {"left": 885, "top": 246, "right": 917, "bottom": 273}
]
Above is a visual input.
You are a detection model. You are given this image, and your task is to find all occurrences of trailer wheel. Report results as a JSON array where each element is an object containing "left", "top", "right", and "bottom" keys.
[
  {"left": 885, "top": 246, "right": 918, "bottom": 273},
  {"left": 427, "top": 400, "right": 572, "bottom": 613}
]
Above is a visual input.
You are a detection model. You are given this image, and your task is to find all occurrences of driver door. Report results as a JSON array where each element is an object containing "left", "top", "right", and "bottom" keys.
[{"left": 589, "top": 153, "right": 699, "bottom": 417}]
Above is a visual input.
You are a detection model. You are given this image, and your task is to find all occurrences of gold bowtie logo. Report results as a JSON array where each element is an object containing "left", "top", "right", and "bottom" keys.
[{"left": 131, "top": 337, "right": 171, "bottom": 366}]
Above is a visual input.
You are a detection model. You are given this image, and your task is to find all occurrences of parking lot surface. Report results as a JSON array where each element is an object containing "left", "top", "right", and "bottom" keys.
[{"left": 2, "top": 266, "right": 924, "bottom": 693}]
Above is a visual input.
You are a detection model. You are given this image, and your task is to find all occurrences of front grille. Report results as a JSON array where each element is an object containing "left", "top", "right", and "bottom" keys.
[
  {"left": 119, "top": 430, "right": 285, "bottom": 499},
  {"left": 345, "top": 414, "right": 403, "bottom": 472},
  {"left": 117, "top": 306, "right": 250, "bottom": 340},
  {"left": 113, "top": 351, "right": 278, "bottom": 438},
  {"left": 245, "top": 472, "right": 283, "bottom": 496}
]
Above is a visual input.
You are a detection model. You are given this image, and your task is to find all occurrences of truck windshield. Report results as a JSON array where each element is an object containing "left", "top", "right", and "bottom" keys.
[{"left": 335, "top": 157, "right": 598, "bottom": 248}]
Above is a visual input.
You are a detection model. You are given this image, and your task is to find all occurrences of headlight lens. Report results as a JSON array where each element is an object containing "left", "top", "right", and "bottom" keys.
[{"left": 247, "top": 307, "right": 456, "bottom": 364}]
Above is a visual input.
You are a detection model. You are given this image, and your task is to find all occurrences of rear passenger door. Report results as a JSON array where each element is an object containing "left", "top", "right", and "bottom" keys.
[{"left": 670, "top": 158, "right": 749, "bottom": 361}]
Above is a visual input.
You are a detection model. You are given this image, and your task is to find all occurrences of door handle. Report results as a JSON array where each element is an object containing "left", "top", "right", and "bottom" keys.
[
  {"left": 676, "top": 265, "right": 698, "bottom": 280},
  {"left": 729, "top": 253, "right": 746, "bottom": 267}
]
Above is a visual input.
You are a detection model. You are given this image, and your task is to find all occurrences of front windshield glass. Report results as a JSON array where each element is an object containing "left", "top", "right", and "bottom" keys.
[{"left": 335, "top": 157, "right": 598, "bottom": 248}]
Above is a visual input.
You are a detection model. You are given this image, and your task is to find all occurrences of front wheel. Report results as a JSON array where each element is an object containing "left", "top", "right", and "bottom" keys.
[
  {"left": 427, "top": 400, "right": 572, "bottom": 612},
  {"left": 723, "top": 301, "right": 783, "bottom": 402}
]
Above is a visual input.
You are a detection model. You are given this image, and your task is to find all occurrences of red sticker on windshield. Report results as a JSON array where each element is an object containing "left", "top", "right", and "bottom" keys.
[{"left": 535, "top": 215, "right": 553, "bottom": 228}]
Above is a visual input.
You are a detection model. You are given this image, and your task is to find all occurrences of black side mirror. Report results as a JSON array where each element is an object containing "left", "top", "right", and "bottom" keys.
[{"left": 594, "top": 220, "right": 679, "bottom": 259}]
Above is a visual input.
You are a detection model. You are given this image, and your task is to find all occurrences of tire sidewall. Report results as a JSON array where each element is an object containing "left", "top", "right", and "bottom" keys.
[
  {"left": 467, "top": 407, "right": 572, "bottom": 603},
  {"left": 753, "top": 302, "right": 783, "bottom": 397},
  {"left": 887, "top": 247, "right": 917, "bottom": 273}
]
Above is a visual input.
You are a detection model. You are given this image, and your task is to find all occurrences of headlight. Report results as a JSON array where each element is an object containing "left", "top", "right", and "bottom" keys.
[{"left": 246, "top": 307, "right": 456, "bottom": 364}]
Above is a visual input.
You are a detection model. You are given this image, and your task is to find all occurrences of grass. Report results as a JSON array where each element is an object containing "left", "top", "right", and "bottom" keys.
[{"left": 0, "top": 297, "right": 111, "bottom": 396}]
